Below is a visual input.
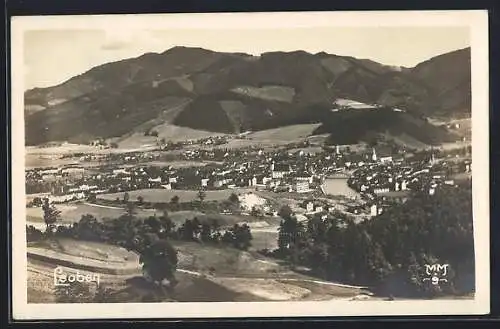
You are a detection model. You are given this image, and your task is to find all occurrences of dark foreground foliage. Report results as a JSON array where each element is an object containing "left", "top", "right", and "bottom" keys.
[{"left": 271, "top": 183, "right": 474, "bottom": 298}]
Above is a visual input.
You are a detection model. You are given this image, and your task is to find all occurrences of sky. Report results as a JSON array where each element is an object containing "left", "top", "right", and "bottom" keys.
[{"left": 23, "top": 26, "right": 470, "bottom": 90}]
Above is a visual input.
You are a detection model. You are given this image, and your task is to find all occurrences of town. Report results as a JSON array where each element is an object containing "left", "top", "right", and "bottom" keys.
[{"left": 26, "top": 135, "right": 472, "bottom": 225}]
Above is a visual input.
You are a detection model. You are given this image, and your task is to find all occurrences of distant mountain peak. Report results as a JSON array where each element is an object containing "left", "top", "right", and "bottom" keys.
[{"left": 163, "top": 45, "right": 213, "bottom": 53}]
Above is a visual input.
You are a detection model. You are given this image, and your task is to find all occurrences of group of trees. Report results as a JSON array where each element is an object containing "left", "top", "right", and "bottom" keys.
[
  {"left": 29, "top": 201, "right": 178, "bottom": 292},
  {"left": 271, "top": 183, "right": 474, "bottom": 298},
  {"left": 28, "top": 198, "right": 253, "bottom": 294},
  {"left": 144, "top": 129, "right": 159, "bottom": 137},
  {"left": 116, "top": 191, "right": 241, "bottom": 215}
]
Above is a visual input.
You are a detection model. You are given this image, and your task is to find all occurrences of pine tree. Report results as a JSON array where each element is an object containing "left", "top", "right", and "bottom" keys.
[{"left": 42, "top": 198, "right": 61, "bottom": 234}]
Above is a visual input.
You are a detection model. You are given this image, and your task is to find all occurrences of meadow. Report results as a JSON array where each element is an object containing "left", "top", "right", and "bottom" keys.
[
  {"left": 26, "top": 202, "right": 156, "bottom": 224},
  {"left": 97, "top": 188, "right": 247, "bottom": 204}
]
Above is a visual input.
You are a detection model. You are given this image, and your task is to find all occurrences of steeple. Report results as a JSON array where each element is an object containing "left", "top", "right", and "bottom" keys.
[{"left": 429, "top": 147, "right": 436, "bottom": 165}]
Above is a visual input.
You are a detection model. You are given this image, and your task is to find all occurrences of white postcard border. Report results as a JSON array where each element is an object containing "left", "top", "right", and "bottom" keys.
[{"left": 11, "top": 10, "right": 490, "bottom": 319}]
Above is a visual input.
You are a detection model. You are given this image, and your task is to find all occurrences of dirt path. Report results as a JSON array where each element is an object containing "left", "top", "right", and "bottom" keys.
[
  {"left": 82, "top": 202, "right": 124, "bottom": 210},
  {"left": 177, "top": 268, "right": 367, "bottom": 289}
]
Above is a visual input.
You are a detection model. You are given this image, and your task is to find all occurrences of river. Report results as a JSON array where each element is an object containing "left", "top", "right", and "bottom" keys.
[{"left": 321, "top": 178, "right": 360, "bottom": 199}]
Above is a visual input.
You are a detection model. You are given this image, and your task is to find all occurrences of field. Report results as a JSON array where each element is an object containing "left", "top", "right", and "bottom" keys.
[
  {"left": 27, "top": 237, "right": 369, "bottom": 303},
  {"left": 287, "top": 146, "right": 324, "bottom": 155},
  {"left": 25, "top": 154, "right": 82, "bottom": 169},
  {"left": 25, "top": 144, "right": 102, "bottom": 155},
  {"left": 230, "top": 85, "right": 296, "bottom": 103},
  {"left": 26, "top": 200, "right": 280, "bottom": 231},
  {"left": 25, "top": 143, "right": 154, "bottom": 169},
  {"left": 186, "top": 124, "right": 323, "bottom": 151},
  {"left": 117, "top": 124, "right": 228, "bottom": 149},
  {"left": 97, "top": 188, "right": 249, "bottom": 204},
  {"left": 26, "top": 202, "right": 157, "bottom": 224},
  {"left": 139, "top": 160, "right": 223, "bottom": 168},
  {"left": 247, "top": 123, "right": 322, "bottom": 142},
  {"left": 382, "top": 132, "right": 429, "bottom": 150}
]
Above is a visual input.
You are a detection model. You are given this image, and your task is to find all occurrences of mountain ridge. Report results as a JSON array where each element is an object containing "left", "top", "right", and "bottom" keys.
[{"left": 24, "top": 46, "right": 471, "bottom": 146}]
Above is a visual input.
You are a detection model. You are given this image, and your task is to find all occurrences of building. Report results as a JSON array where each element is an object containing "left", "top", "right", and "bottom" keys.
[
  {"left": 294, "top": 180, "right": 310, "bottom": 193},
  {"left": 41, "top": 174, "right": 57, "bottom": 182},
  {"left": 201, "top": 178, "right": 209, "bottom": 187},
  {"left": 271, "top": 162, "right": 292, "bottom": 179},
  {"left": 380, "top": 156, "right": 393, "bottom": 163},
  {"left": 61, "top": 167, "right": 85, "bottom": 177},
  {"left": 296, "top": 175, "right": 314, "bottom": 184},
  {"left": 113, "top": 168, "right": 130, "bottom": 176},
  {"left": 149, "top": 177, "right": 162, "bottom": 183},
  {"left": 40, "top": 169, "right": 59, "bottom": 176},
  {"left": 374, "top": 187, "right": 390, "bottom": 194},
  {"left": 378, "top": 190, "right": 410, "bottom": 203},
  {"left": 305, "top": 201, "right": 314, "bottom": 212},
  {"left": 401, "top": 180, "right": 408, "bottom": 191},
  {"left": 247, "top": 176, "right": 258, "bottom": 187}
]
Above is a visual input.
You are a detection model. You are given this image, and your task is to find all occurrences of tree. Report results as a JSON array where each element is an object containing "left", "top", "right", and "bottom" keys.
[
  {"left": 123, "top": 192, "right": 130, "bottom": 203},
  {"left": 42, "top": 198, "right": 61, "bottom": 233},
  {"left": 140, "top": 239, "right": 178, "bottom": 292},
  {"left": 271, "top": 184, "right": 474, "bottom": 297},
  {"left": 179, "top": 219, "right": 196, "bottom": 241},
  {"left": 31, "top": 197, "right": 43, "bottom": 207},
  {"left": 222, "top": 230, "right": 234, "bottom": 245},
  {"left": 192, "top": 217, "right": 202, "bottom": 239},
  {"left": 75, "top": 214, "right": 105, "bottom": 241},
  {"left": 232, "top": 223, "right": 253, "bottom": 250},
  {"left": 144, "top": 216, "right": 162, "bottom": 234},
  {"left": 250, "top": 206, "right": 262, "bottom": 218},
  {"left": 150, "top": 130, "right": 159, "bottom": 137},
  {"left": 125, "top": 202, "right": 137, "bottom": 216},
  {"left": 158, "top": 211, "right": 176, "bottom": 238},
  {"left": 278, "top": 205, "right": 293, "bottom": 220},
  {"left": 228, "top": 193, "right": 240, "bottom": 205},
  {"left": 137, "top": 195, "right": 144, "bottom": 205},
  {"left": 200, "top": 223, "right": 212, "bottom": 242},
  {"left": 26, "top": 225, "right": 44, "bottom": 242},
  {"left": 197, "top": 190, "right": 206, "bottom": 203},
  {"left": 87, "top": 193, "right": 97, "bottom": 203},
  {"left": 170, "top": 195, "right": 180, "bottom": 211}
]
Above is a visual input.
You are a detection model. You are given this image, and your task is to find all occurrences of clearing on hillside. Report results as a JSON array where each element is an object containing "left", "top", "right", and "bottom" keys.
[
  {"left": 118, "top": 124, "right": 228, "bottom": 149},
  {"left": 247, "top": 123, "right": 322, "bottom": 142}
]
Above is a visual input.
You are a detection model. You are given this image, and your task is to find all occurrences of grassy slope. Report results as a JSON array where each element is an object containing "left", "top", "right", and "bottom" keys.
[
  {"left": 26, "top": 203, "right": 157, "bottom": 224},
  {"left": 27, "top": 237, "right": 364, "bottom": 303},
  {"left": 247, "top": 123, "right": 322, "bottom": 142},
  {"left": 117, "top": 124, "right": 227, "bottom": 149}
]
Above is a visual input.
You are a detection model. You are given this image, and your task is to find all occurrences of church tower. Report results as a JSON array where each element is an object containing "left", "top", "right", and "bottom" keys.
[
  {"left": 371, "top": 148, "right": 377, "bottom": 162},
  {"left": 429, "top": 148, "right": 436, "bottom": 166}
]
